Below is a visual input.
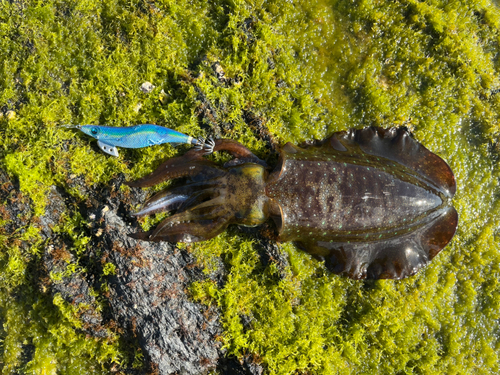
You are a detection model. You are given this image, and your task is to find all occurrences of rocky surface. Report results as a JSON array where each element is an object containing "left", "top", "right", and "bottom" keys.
[
  {"left": 98, "top": 207, "right": 222, "bottom": 374},
  {"left": 1, "top": 168, "right": 264, "bottom": 374},
  {"left": 0, "top": 169, "right": 32, "bottom": 238}
]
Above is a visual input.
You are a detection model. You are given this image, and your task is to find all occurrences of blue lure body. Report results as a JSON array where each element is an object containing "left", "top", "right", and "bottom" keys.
[{"left": 68, "top": 124, "right": 199, "bottom": 156}]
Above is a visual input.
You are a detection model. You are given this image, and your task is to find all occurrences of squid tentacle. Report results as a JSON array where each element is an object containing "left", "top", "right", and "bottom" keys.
[
  {"left": 131, "top": 203, "right": 230, "bottom": 242},
  {"left": 212, "top": 139, "right": 267, "bottom": 167},
  {"left": 128, "top": 138, "right": 266, "bottom": 244},
  {"left": 175, "top": 188, "right": 219, "bottom": 213},
  {"left": 131, "top": 192, "right": 189, "bottom": 217},
  {"left": 131, "top": 174, "right": 224, "bottom": 217},
  {"left": 125, "top": 148, "right": 219, "bottom": 188}
]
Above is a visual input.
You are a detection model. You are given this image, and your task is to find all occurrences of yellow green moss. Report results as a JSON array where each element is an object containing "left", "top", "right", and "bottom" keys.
[{"left": 1, "top": 0, "right": 500, "bottom": 373}]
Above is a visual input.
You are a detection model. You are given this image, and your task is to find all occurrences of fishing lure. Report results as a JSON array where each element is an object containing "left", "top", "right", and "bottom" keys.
[{"left": 65, "top": 124, "right": 213, "bottom": 156}]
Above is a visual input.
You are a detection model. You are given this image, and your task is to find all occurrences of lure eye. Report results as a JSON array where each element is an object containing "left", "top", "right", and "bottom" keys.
[{"left": 91, "top": 127, "right": 98, "bottom": 135}]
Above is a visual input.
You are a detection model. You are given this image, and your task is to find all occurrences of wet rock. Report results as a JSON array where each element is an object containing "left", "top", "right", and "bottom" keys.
[
  {"left": 0, "top": 169, "right": 107, "bottom": 338},
  {"left": 36, "top": 186, "right": 109, "bottom": 338},
  {"left": 98, "top": 207, "right": 222, "bottom": 374},
  {"left": 243, "top": 110, "right": 278, "bottom": 152},
  {"left": 237, "top": 224, "right": 290, "bottom": 280}
]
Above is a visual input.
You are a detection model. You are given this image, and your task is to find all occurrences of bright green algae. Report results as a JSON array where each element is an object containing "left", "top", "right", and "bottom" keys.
[{"left": 1, "top": 0, "right": 500, "bottom": 374}]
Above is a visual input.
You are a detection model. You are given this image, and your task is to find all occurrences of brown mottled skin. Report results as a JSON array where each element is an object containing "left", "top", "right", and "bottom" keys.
[{"left": 128, "top": 127, "right": 457, "bottom": 280}]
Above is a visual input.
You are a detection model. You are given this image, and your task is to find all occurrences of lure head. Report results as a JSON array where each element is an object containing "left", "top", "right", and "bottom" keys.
[
  {"left": 63, "top": 125, "right": 102, "bottom": 139},
  {"left": 79, "top": 125, "right": 101, "bottom": 139},
  {"left": 63, "top": 125, "right": 119, "bottom": 157}
]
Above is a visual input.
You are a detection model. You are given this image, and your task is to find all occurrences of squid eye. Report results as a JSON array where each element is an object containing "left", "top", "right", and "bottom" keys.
[{"left": 91, "top": 127, "right": 98, "bottom": 135}]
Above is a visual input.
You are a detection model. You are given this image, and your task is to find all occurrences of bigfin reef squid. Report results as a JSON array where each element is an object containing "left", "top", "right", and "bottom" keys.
[{"left": 127, "top": 126, "right": 458, "bottom": 280}]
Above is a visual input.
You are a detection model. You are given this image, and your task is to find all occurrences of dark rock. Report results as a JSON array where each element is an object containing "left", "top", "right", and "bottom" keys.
[
  {"left": 100, "top": 207, "right": 222, "bottom": 374},
  {"left": 43, "top": 235, "right": 109, "bottom": 338},
  {"left": 37, "top": 186, "right": 67, "bottom": 239},
  {"left": 242, "top": 110, "right": 278, "bottom": 153},
  {"left": 1, "top": 168, "right": 265, "bottom": 374},
  {"left": 217, "top": 355, "right": 264, "bottom": 375},
  {"left": 0, "top": 168, "right": 32, "bottom": 236},
  {"left": 37, "top": 185, "right": 109, "bottom": 338},
  {"left": 81, "top": 174, "right": 232, "bottom": 374}
]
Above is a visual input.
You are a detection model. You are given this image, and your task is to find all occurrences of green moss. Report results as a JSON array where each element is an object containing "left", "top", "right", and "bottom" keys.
[
  {"left": 1, "top": 0, "right": 500, "bottom": 373},
  {"left": 101, "top": 262, "right": 116, "bottom": 276},
  {"left": 0, "top": 285, "right": 122, "bottom": 374},
  {"left": 190, "top": 279, "right": 220, "bottom": 306}
]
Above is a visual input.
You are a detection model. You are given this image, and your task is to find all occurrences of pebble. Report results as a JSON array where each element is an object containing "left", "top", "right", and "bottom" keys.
[
  {"left": 6, "top": 110, "right": 15, "bottom": 120},
  {"left": 159, "top": 89, "right": 169, "bottom": 105},
  {"left": 140, "top": 81, "right": 155, "bottom": 93}
]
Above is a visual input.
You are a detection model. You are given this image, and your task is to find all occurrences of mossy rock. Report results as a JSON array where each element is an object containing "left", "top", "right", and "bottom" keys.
[{"left": 0, "top": 0, "right": 499, "bottom": 374}]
